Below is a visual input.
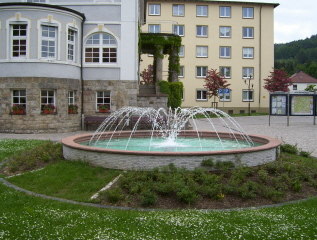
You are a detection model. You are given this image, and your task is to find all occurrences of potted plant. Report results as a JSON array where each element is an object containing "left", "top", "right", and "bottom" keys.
[
  {"left": 43, "top": 104, "right": 55, "bottom": 114},
  {"left": 68, "top": 104, "right": 78, "bottom": 114},
  {"left": 12, "top": 104, "right": 25, "bottom": 114},
  {"left": 99, "top": 104, "right": 109, "bottom": 113}
]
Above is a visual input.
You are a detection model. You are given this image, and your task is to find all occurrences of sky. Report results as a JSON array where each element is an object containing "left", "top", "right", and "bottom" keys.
[{"left": 234, "top": 0, "right": 316, "bottom": 43}]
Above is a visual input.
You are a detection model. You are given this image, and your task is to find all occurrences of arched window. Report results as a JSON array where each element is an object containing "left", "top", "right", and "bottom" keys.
[{"left": 85, "top": 33, "right": 117, "bottom": 63}]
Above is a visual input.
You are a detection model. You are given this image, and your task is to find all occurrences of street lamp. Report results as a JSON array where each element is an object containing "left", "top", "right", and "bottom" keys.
[{"left": 244, "top": 75, "right": 253, "bottom": 116}]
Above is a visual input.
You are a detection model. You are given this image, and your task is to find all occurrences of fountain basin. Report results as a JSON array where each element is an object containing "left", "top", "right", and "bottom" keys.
[{"left": 62, "top": 130, "right": 281, "bottom": 170}]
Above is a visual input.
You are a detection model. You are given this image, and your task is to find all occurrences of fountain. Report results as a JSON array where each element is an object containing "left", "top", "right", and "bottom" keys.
[{"left": 62, "top": 107, "right": 281, "bottom": 170}]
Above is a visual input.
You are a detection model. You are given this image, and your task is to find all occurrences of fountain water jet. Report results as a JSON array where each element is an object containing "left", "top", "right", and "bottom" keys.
[{"left": 62, "top": 107, "right": 281, "bottom": 170}]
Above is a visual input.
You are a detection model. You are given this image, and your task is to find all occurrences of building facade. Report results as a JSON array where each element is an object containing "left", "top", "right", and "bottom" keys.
[
  {"left": 0, "top": 0, "right": 144, "bottom": 133},
  {"left": 141, "top": 0, "right": 278, "bottom": 114}
]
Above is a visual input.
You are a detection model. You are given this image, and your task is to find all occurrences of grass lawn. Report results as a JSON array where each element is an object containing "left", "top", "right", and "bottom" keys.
[{"left": 1, "top": 140, "right": 317, "bottom": 239}]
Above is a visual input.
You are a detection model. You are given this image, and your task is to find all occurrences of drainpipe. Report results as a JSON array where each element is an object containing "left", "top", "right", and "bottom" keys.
[
  {"left": 80, "top": 17, "right": 85, "bottom": 130},
  {"left": 258, "top": 6, "right": 262, "bottom": 108}
]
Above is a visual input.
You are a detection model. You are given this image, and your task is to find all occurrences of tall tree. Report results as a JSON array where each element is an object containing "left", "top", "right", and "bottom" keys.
[
  {"left": 204, "top": 69, "right": 231, "bottom": 104},
  {"left": 263, "top": 69, "right": 292, "bottom": 92}
]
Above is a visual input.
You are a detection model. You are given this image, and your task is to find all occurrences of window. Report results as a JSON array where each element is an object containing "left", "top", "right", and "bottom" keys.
[
  {"left": 220, "top": 6, "right": 231, "bottom": 17},
  {"left": 173, "top": 25, "right": 184, "bottom": 36},
  {"left": 243, "top": 27, "right": 254, "bottom": 38},
  {"left": 196, "top": 66, "right": 207, "bottom": 77},
  {"left": 293, "top": 85, "right": 297, "bottom": 90},
  {"left": 149, "top": 25, "right": 160, "bottom": 33},
  {"left": 196, "top": 26, "right": 208, "bottom": 37},
  {"left": 149, "top": 4, "right": 160, "bottom": 15},
  {"left": 96, "top": 91, "right": 111, "bottom": 110},
  {"left": 243, "top": 7, "right": 254, "bottom": 18},
  {"left": 11, "top": 24, "right": 27, "bottom": 58},
  {"left": 179, "top": 66, "right": 184, "bottom": 77},
  {"left": 243, "top": 90, "right": 254, "bottom": 101},
  {"left": 243, "top": 67, "right": 254, "bottom": 78},
  {"left": 68, "top": 91, "right": 75, "bottom": 105},
  {"left": 41, "top": 90, "right": 55, "bottom": 110},
  {"left": 220, "top": 67, "right": 231, "bottom": 78},
  {"left": 196, "top": 90, "right": 207, "bottom": 101},
  {"left": 219, "top": 88, "right": 231, "bottom": 102},
  {"left": 179, "top": 45, "right": 184, "bottom": 57},
  {"left": 41, "top": 25, "right": 57, "bottom": 59},
  {"left": 243, "top": 47, "right": 254, "bottom": 58},
  {"left": 196, "top": 46, "right": 208, "bottom": 57},
  {"left": 220, "top": 26, "right": 231, "bottom": 37},
  {"left": 220, "top": 47, "right": 231, "bottom": 58},
  {"left": 85, "top": 33, "right": 117, "bottom": 63},
  {"left": 173, "top": 5, "right": 184, "bottom": 16},
  {"left": 12, "top": 90, "right": 26, "bottom": 109},
  {"left": 68, "top": 29, "right": 75, "bottom": 61},
  {"left": 197, "top": 5, "right": 208, "bottom": 16}
]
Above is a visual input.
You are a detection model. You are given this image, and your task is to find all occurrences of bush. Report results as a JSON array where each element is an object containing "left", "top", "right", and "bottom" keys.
[
  {"left": 201, "top": 158, "right": 214, "bottom": 167},
  {"left": 140, "top": 190, "right": 157, "bottom": 207},
  {"left": 104, "top": 187, "right": 124, "bottom": 203},
  {"left": 280, "top": 144, "right": 298, "bottom": 155},
  {"left": 215, "top": 161, "right": 235, "bottom": 170},
  {"left": 176, "top": 186, "right": 198, "bottom": 205}
]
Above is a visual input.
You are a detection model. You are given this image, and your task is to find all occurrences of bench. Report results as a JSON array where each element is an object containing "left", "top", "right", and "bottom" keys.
[
  {"left": 84, "top": 116, "right": 108, "bottom": 131},
  {"left": 131, "top": 116, "right": 167, "bottom": 129}
]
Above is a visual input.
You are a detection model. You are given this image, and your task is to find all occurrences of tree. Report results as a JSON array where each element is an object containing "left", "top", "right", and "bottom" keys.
[
  {"left": 140, "top": 64, "right": 154, "bottom": 85},
  {"left": 263, "top": 69, "right": 292, "bottom": 92},
  {"left": 203, "top": 69, "right": 231, "bottom": 104}
]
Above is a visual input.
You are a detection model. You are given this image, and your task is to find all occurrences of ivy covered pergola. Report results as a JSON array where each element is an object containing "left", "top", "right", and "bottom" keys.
[{"left": 139, "top": 33, "right": 182, "bottom": 83}]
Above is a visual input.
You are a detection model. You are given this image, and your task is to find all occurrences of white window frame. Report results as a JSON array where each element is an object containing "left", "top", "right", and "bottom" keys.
[
  {"left": 179, "top": 45, "right": 184, "bottom": 57},
  {"left": 220, "top": 26, "right": 231, "bottom": 38},
  {"left": 196, "top": 89, "right": 207, "bottom": 101},
  {"left": 68, "top": 91, "right": 75, "bottom": 105},
  {"left": 149, "top": 24, "right": 160, "bottom": 33},
  {"left": 12, "top": 89, "right": 26, "bottom": 110},
  {"left": 11, "top": 24, "right": 28, "bottom": 59},
  {"left": 243, "top": 90, "right": 254, "bottom": 102},
  {"left": 149, "top": 4, "right": 160, "bottom": 16},
  {"left": 41, "top": 90, "right": 56, "bottom": 111},
  {"left": 196, "top": 66, "right": 207, "bottom": 78},
  {"left": 173, "top": 4, "right": 185, "bottom": 16},
  {"left": 243, "top": 27, "right": 254, "bottom": 38},
  {"left": 67, "top": 29, "right": 76, "bottom": 62},
  {"left": 96, "top": 91, "right": 111, "bottom": 111},
  {"left": 85, "top": 33, "right": 117, "bottom": 64},
  {"left": 196, "top": 25, "right": 208, "bottom": 37},
  {"left": 196, "top": 46, "right": 208, "bottom": 58},
  {"left": 41, "top": 25, "right": 57, "bottom": 59},
  {"left": 243, "top": 7, "right": 254, "bottom": 18},
  {"left": 243, "top": 67, "right": 254, "bottom": 79},
  {"left": 197, "top": 5, "right": 208, "bottom": 17},
  {"left": 243, "top": 47, "right": 254, "bottom": 58},
  {"left": 220, "top": 66, "right": 231, "bottom": 78},
  {"left": 179, "top": 66, "right": 184, "bottom": 78},
  {"left": 220, "top": 47, "right": 231, "bottom": 58},
  {"left": 173, "top": 25, "right": 184, "bottom": 36},
  {"left": 220, "top": 6, "right": 231, "bottom": 17}
]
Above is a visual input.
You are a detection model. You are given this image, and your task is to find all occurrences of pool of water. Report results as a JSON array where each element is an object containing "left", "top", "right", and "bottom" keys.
[{"left": 83, "top": 137, "right": 258, "bottom": 152}]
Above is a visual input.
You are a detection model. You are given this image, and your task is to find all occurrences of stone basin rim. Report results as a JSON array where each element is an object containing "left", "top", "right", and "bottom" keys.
[{"left": 61, "top": 130, "right": 282, "bottom": 156}]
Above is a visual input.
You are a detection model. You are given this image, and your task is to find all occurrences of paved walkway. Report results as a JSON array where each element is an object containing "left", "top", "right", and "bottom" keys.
[{"left": 0, "top": 115, "right": 316, "bottom": 157}]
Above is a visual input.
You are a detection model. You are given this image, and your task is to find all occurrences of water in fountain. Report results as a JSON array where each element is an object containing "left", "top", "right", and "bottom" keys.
[{"left": 87, "top": 107, "right": 254, "bottom": 152}]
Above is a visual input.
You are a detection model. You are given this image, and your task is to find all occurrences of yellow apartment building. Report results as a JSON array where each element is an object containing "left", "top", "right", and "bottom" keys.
[{"left": 141, "top": 0, "right": 279, "bottom": 114}]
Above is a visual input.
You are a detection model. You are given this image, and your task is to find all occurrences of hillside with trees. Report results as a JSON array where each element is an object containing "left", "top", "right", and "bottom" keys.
[{"left": 274, "top": 34, "right": 317, "bottom": 78}]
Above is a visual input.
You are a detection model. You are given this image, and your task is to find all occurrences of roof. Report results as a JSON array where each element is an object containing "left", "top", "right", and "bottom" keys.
[
  {"left": 290, "top": 71, "right": 317, "bottom": 84},
  {"left": 147, "top": 0, "right": 279, "bottom": 8}
]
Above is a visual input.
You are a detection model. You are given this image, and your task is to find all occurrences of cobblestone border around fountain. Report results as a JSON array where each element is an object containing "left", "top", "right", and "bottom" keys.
[{"left": 62, "top": 131, "right": 282, "bottom": 170}]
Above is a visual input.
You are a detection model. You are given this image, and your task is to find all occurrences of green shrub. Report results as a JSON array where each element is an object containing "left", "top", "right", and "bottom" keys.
[
  {"left": 261, "top": 186, "right": 284, "bottom": 202},
  {"left": 104, "top": 187, "right": 124, "bottom": 203},
  {"left": 214, "top": 161, "right": 235, "bottom": 170},
  {"left": 201, "top": 158, "right": 214, "bottom": 167},
  {"left": 280, "top": 143, "right": 298, "bottom": 155},
  {"left": 299, "top": 151, "right": 311, "bottom": 158},
  {"left": 140, "top": 190, "right": 157, "bottom": 207},
  {"left": 176, "top": 186, "right": 198, "bottom": 205},
  {"left": 158, "top": 81, "right": 183, "bottom": 109}
]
